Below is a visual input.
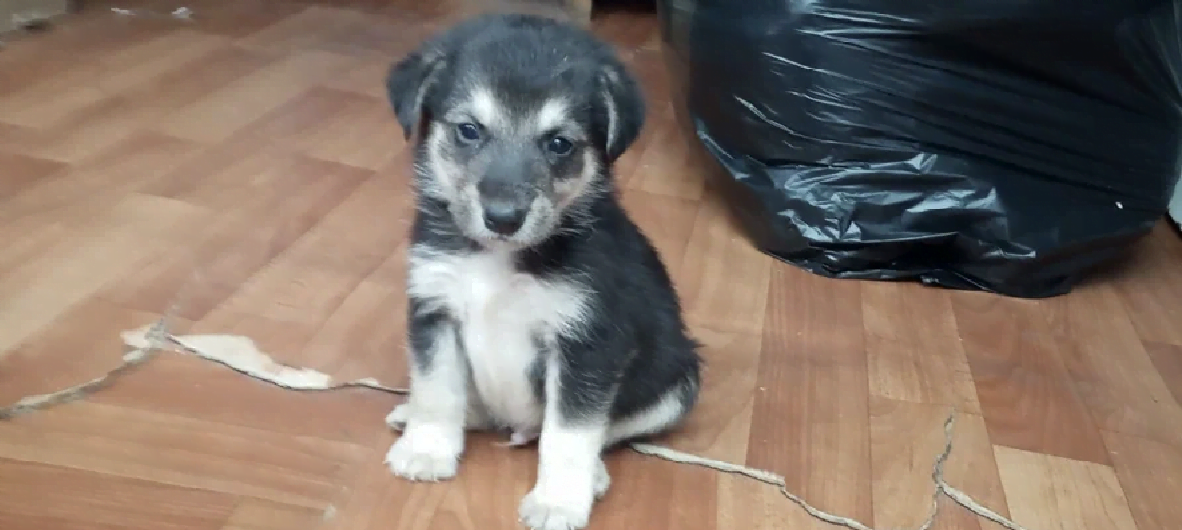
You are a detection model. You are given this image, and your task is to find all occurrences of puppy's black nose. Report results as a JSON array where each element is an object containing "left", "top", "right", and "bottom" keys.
[{"left": 483, "top": 202, "right": 527, "bottom": 235}]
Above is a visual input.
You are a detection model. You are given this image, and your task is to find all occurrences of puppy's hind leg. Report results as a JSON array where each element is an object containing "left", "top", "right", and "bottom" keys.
[
  {"left": 385, "top": 304, "right": 469, "bottom": 482},
  {"left": 518, "top": 354, "right": 613, "bottom": 530},
  {"left": 583, "top": 380, "right": 698, "bottom": 501},
  {"left": 604, "top": 379, "right": 698, "bottom": 448}
]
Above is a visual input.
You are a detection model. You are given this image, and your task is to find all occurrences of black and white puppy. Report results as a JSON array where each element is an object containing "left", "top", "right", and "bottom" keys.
[{"left": 381, "top": 13, "right": 702, "bottom": 530}]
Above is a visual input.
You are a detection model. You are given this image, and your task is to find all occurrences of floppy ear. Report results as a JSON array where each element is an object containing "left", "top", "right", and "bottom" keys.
[
  {"left": 385, "top": 45, "right": 447, "bottom": 139},
  {"left": 595, "top": 61, "right": 646, "bottom": 162}
]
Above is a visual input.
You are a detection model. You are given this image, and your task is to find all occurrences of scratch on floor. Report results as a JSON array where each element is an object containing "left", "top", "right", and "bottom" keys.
[{"left": 1, "top": 314, "right": 1031, "bottom": 530}]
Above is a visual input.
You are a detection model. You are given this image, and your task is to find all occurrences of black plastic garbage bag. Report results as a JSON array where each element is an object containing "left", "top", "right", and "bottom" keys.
[{"left": 655, "top": 0, "right": 1182, "bottom": 298}]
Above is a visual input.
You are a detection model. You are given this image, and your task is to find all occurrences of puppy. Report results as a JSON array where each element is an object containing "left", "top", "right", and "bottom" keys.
[{"left": 381, "top": 13, "right": 702, "bottom": 530}]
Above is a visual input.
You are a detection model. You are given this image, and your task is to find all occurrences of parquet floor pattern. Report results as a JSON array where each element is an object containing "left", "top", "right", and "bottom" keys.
[{"left": 2, "top": 2, "right": 1182, "bottom": 529}]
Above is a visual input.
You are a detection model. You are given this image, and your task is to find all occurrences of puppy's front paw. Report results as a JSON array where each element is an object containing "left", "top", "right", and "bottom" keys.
[
  {"left": 385, "top": 404, "right": 411, "bottom": 431},
  {"left": 384, "top": 423, "right": 463, "bottom": 482},
  {"left": 593, "top": 459, "right": 611, "bottom": 500},
  {"left": 518, "top": 487, "right": 593, "bottom": 530},
  {"left": 389, "top": 403, "right": 493, "bottom": 432}
]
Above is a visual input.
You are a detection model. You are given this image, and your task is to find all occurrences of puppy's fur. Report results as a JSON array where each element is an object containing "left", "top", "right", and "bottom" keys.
[{"left": 381, "top": 13, "right": 702, "bottom": 530}]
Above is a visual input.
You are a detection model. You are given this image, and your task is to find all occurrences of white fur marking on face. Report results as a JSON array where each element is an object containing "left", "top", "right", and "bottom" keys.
[
  {"left": 518, "top": 355, "right": 608, "bottom": 530},
  {"left": 470, "top": 86, "right": 503, "bottom": 128},
  {"left": 421, "top": 122, "right": 457, "bottom": 201},
  {"left": 407, "top": 244, "right": 590, "bottom": 433},
  {"left": 554, "top": 149, "right": 601, "bottom": 212},
  {"left": 534, "top": 97, "right": 570, "bottom": 133}
]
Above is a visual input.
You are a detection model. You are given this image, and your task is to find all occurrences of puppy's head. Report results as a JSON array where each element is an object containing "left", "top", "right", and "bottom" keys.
[{"left": 385, "top": 13, "right": 645, "bottom": 248}]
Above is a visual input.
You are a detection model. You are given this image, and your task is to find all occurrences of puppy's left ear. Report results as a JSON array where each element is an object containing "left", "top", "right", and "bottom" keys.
[
  {"left": 385, "top": 45, "right": 447, "bottom": 139},
  {"left": 595, "top": 61, "right": 646, "bottom": 162}
]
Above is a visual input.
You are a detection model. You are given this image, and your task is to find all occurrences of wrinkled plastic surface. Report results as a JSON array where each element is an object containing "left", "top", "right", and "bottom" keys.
[{"left": 656, "top": 0, "right": 1182, "bottom": 298}]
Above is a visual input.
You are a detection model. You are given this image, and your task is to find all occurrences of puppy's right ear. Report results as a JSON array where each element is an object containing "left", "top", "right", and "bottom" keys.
[
  {"left": 595, "top": 60, "right": 646, "bottom": 162},
  {"left": 385, "top": 45, "right": 447, "bottom": 139}
]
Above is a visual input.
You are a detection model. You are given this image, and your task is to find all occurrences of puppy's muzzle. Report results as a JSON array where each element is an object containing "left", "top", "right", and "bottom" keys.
[
  {"left": 477, "top": 173, "right": 535, "bottom": 237},
  {"left": 482, "top": 197, "right": 529, "bottom": 235},
  {"left": 476, "top": 152, "right": 542, "bottom": 237}
]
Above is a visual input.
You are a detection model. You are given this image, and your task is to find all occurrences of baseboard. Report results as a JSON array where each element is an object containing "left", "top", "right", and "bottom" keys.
[{"left": 0, "top": 0, "right": 71, "bottom": 36}]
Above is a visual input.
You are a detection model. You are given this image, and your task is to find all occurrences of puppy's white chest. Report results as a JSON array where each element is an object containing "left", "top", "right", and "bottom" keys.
[{"left": 408, "top": 247, "right": 587, "bottom": 429}]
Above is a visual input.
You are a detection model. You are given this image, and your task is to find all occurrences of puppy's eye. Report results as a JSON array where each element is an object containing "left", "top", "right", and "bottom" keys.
[
  {"left": 546, "top": 136, "right": 573, "bottom": 156},
  {"left": 456, "top": 123, "right": 481, "bottom": 143}
]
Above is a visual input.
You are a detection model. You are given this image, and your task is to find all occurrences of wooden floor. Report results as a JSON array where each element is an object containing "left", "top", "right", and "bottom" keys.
[{"left": 2, "top": 1, "right": 1182, "bottom": 529}]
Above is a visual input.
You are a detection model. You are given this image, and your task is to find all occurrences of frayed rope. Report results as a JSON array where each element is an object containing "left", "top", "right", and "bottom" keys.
[{"left": 0, "top": 316, "right": 1030, "bottom": 530}]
